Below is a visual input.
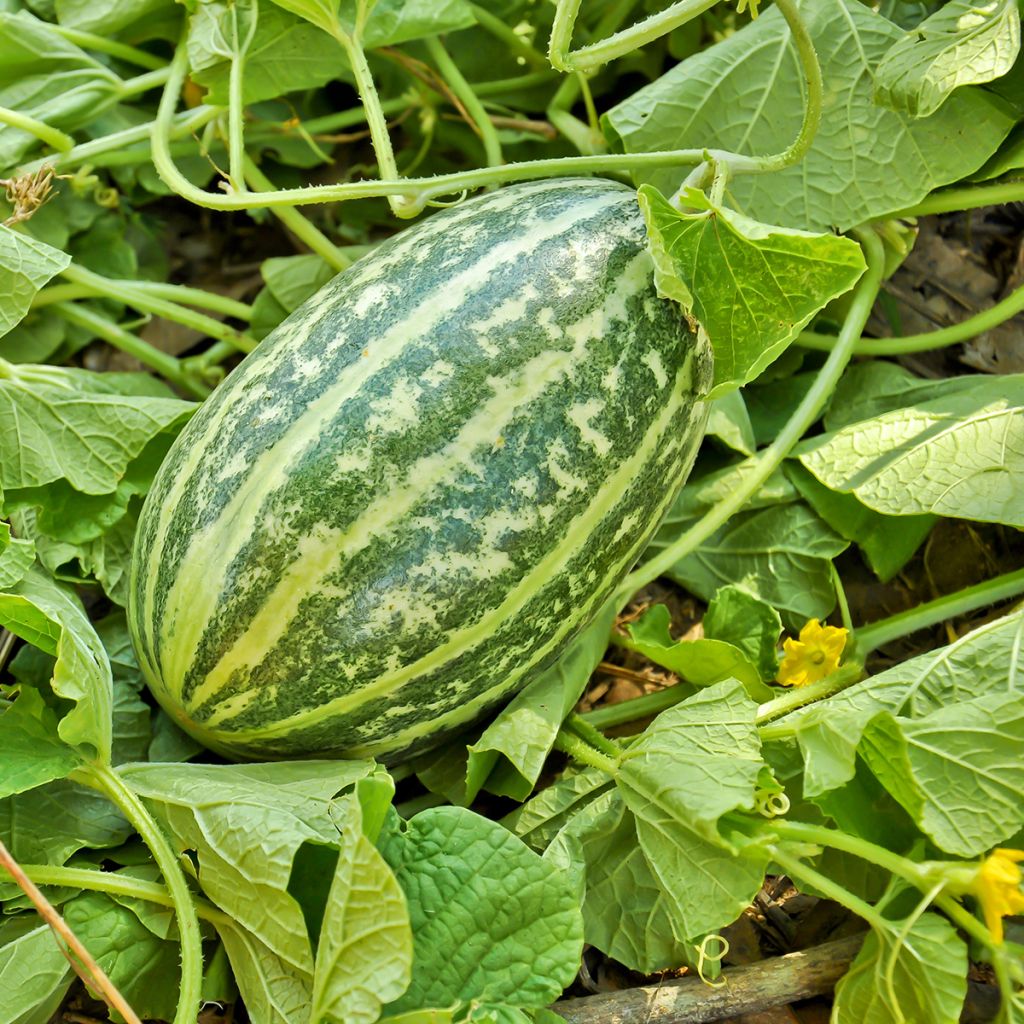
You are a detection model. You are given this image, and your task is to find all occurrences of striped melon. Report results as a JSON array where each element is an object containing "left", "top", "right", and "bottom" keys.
[{"left": 128, "top": 178, "right": 711, "bottom": 762}]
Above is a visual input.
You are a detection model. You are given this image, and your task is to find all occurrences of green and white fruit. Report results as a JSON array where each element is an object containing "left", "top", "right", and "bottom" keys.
[{"left": 128, "top": 178, "right": 712, "bottom": 762}]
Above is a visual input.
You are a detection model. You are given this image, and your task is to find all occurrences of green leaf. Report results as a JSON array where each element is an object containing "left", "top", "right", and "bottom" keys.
[
  {"left": 353, "top": 0, "right": 475, "bottom": 48},
  {"left": 0, "top": 228, "right": 70, "bottom": 341},
  {"left": 0, "top": 11, "right": 123, "bottom": 166},
  {"left": 833, "top": 914, "right": 967, "bottom": 1024},
  {"left": 860, "top": 691, "right": 1024, "bottom": 857},
  {"left": 0, "top": 521, "right": 34, "bottom": 590},
  {"left": 623, "top": 604, "right": 770, "bottom": 699},
  {"left": 215, "top": 919, "right": 313, "bottom": 1024},
  {"left": 553, "top": 788, "right": 691, "bottom": 972},
  {"left": 797, "top": 374, "right": 1024, "bottom": 527},
  {"left": 0, "top": 778, "right": 132, "bottom": 866},
  {"left": 251, "top": 254, "right": 336, "bottom": 338},
  {"left": 703, "top": 585, "right": 782, "bottom": 682},
  {"left": 121, "top": 760, "right": 378, "bottom": 971},
  {"left": 0, "top": 363, "right": 193, "bottom": 501},
  {"left": 379, "top": 807, "right": 583, "bottom": 1014},
  {"left": 666, "top": 461, "right": 798, "bottom": 522},
  {"left": 603, "top": 0, "right": 1015, "bottom": 231},
  {"left": 63, "top": 891, "right": 182, "bottom": 1023},
  {"left": 638, "top": 185, "right": 865, "bottom": 397},
  {"left": 0, "top": 916, "right": 73, "bottom": 1024},
  {"left": 791, "top": 608, "right": 1024, "bottom": 796},
  {"left": 785, "top": 463, "right": 934, "bottom": 582},
  {"left": 501, "top": 767, "right": 612, "bottom": 853},
  {"left": 465, "top": 599, "right": 616, "bottom": 802},
  {"left": 874, "top": 0, "right": 1021, "bottom": 117},
  {"left": 705, "top": 390, "right": 756, "bottom": 455},
  {"left": 0, "top": 687, "right": 80, "bottom": 799},
  {"left": 310, "top": 794, "right": 412, "bottom": 1024},
  {"left": 823, "top": 361, "right": 980, "bottom": 432},
  {"left": 0, "top": 565, "right": 112, "bottom": 760},
  {"left": 54, "top": 0, "right": 179, "bottom": 35},
  {"left": 650, "top": 502, "right": 848, "bottom": 630},
  {"left": 615, "top": 681, "right": 771, "bottom": 939}
]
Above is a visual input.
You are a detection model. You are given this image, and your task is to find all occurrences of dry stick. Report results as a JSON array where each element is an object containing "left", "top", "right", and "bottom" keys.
[
  {"left": 0, "top": 840, "right": 143, "bottom": 1024},
  {"left": 553, "top": 934, "right": 865, "bottom": 1024}
]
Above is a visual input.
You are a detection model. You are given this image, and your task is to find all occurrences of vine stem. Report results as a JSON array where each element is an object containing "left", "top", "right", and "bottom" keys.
[
  {"left": 53, "top": 303, "right": 210, "bottom": 399},
  {"left": 755, "top": 663, "right": 863, "bottom": 727},
  {"left": 552, "top": 728, "right": 619, "bottom": 775},
  {"left": 34, "top": 280, "right": 253, "bottom": 321},
  {"left": 0, "top": 106, "right": 74, "bottom": 153},
  {"left": 242, "top": 158, "right": 350, "bottom": 272},
  {"left": 467, "top": 3, "right": 549, "bottom": 69},
  {"left": 549, "top": 0, "right": 720, "bottom": 73},
  {"left": 69, "top": 764, "right": 204, "bottom": 1024},
  {"left": 425, "top": 36, "right": 504, "bottom": 169},
  {"left": 767, "top": 843, "right": 889, "bottom": 932},
  {"left": 60, "top": 263, "right": 257, "bottom": 354},
  {"left": 565, "top": 712, "right": 623, "bottom": 757},
  {"left": 894, "top": 179, "right": 1024, "bottom": 218},
  {"left": 618, "top": 227, "right": 886, "bottom": 599},
  {"left": 1, "top": 863, "right": 231, "bottom": 928},
  {"left": 0, "top": 841, "right": 143, "bottom": 1024},
  {"left": 48, "top": 25, "right": 167, "bottom": 69},
  {"left": 149, "top": 39, "right": 805, "bottom": 212},
  {"left": 799, "top": 278, "right": 1024, "bottom": 356},
  {"left": 853, "top": 566, "right": 1024, "bottom": 655}
]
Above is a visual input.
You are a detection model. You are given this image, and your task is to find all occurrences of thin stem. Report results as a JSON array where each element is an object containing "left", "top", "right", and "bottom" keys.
[
  {"left": 894, "top": 179, "right": 1024, "bottom": 219},
  {"left": 756, "top": 663, "right": 863, "bottom": 729},
  {"left": 580, "top": 683, "right": 693, "bottom": 730},
  {"left": 769, "top": 844, "right": 888, "bottom": 932},
  {"left": 71, "top": 765, "right": 203, "bottom": 1024},
  {"left": 619, "top": 228, "right": 886, "bottom": 598},
  {"left": 799, "top": 278, "right": 1024, "bottom": 356},
  {"left": 566, "top": 713, "right": 624, "bottom": 757},
  {"left": 242, "top": 158, "right": 350, "bottom": 272},
  {"left": 832, "top": 564, "right": 854, "bottom": 635},
  {"left": 472, "top": 71, "right": 557, "bottom": 96},
  {"left": 53, "top": 303, "right": 210, "bottom": 399},
  {"left": 34, "top": 280, "right": 252, "bottom": 320},
  {"left": 0, "top": 106, "right": 74, "bottom": 153},
  {"left": 4, "top": 863, "right": 231, "bottom": 929},
  {"left": 425, "top": 36, "right": 504, "bottom": 168},
  {"left": 60, "top": 264, "right": 257, "bottom": 354},
  {"left": 757, "top": 0, "right": 823, "bottom": 172},
  {"left": 227, "top": 3, "right": 258, "bottom": 193},
  {"left": 46, "top": 25, "right": 168, "bottom": 70},
  {"left": 18, "top": 107, "right": 218, "bottom": 176},
  {"left": 0, "top": 841, "right": 143, "bottom": 1024},
  {"left": 148, "top": 40, "right": 782, "bottom": 213},
  {"left": 117, "top": 67, "right": 172, "bottom": 99},
  {"left": 552, "top": 728, "right": 619, "bottom": 775},
  {"left": 468, "top": 3, "right": 549, "bottom": 69},
  {"left": 551, "top": 0, "right": 718, "bottom": 72},
  {"left": 335, "top": 28, "right": 407, "bottom": 216},
  {"left": 853, "top": 566, "right": 1024, "bottom": 655}
]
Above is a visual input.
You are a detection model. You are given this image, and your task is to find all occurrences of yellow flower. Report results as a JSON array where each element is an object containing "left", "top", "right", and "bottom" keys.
[
  {"left": 776, "top": 619, "right": 848, "bottom": 687},
  {"left": 975, "top": 848, "right": 1024, "bottom": 943}
]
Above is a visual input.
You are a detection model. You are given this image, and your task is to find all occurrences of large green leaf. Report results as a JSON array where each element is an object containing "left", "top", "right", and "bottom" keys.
[
  {"left": 860, "top": 692, "right": 1024, "bottom": 857},
  {"left": 603, "top": 0, "right": 1015, "bottom": 231},
  {"left": 552, "top": 789, "right": 691, "bottom": 972},
  {"left": 790, "top": 609, "right": 1024, "bottom": 796},
  {"left": 874, "top": 0, "right": 1021, "bottom": 117},
  {"left": 121, "top": 760, "right": 378, "bottom": 971},
  {"left": 797, "top": 374, "right": 1024, "bottom": 527},
  {"left": 0, "top": 565, "right": 112, "bottom": 760},
  {"left": 0, "top": 227, "right": 69, "bottom": 340},
  {"left": 638, "top": 185, "right": 865, "bottom": 397},
  {"left": 0, "top": 916, "right": 73, "bottom": 1024},
  {"left": 650, "top": 501, "right": 848, "bottom": 629},
  {"left": 380, "top": 807, "right": 583, "bottom": 1015},
  {"left": 833, "top": 913, "right": 967, "bottom": 1024},
  {"left": 310, "top": 795, "right": 412, "bottom": 1024},
  {"left": 0, "top": 687, "right": 80, "bottom": 799}
]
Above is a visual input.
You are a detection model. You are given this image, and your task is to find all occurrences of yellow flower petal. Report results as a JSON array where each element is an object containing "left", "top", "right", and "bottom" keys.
[
  {"left": 976, "top": 848, "right": 1024, "bottom": 944},
  {"left": 776, "top": 619, "right": 849, "bottom": 688}
]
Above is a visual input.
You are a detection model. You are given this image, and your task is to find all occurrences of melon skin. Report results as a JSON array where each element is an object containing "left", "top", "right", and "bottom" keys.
[{"left": 128, "top": 178, "right": 712, "bottom": 762}]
